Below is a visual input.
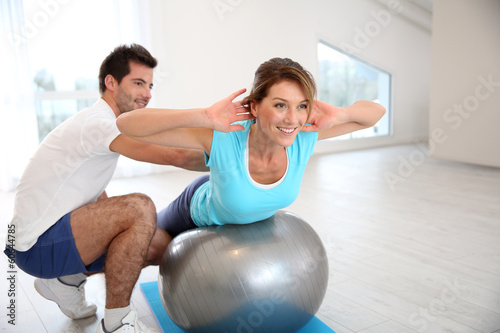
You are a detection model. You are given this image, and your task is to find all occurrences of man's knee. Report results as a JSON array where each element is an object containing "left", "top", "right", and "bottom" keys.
[
  {"left": 121, "top": 193, "right": 157, "bottom": 230},
  {"left": 124, "top": 192, "right": 155, "bottom": 211}
]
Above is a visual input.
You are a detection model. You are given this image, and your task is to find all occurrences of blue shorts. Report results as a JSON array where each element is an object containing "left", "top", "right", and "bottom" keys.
[
  {"left": 4, "top": 212, "right": 106, "bottom": 279},
  {"left": 157, "top": 175, "right": 209, "bottom": 238}
]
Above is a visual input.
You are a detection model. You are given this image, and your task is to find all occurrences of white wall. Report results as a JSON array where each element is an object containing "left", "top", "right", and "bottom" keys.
[
  {"left": 429, "top": 0, "right": 500, "bottom": 167},
  {"left": 144, "top": 0, "right": 432, "bottom": 154}
]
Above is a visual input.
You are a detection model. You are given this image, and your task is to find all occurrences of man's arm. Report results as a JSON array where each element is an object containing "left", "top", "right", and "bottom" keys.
[{"left": 109, "top": 134, "right": 209, "bottom": 172}]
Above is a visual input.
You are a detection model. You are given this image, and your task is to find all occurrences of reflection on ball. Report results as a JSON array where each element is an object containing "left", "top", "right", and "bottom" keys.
[{"left": 158, "top": 210, "right": 329, "bottom": 333}]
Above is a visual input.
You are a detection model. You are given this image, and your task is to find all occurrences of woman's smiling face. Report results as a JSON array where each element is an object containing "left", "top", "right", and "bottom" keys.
[{"left": 250, "top": 80, "right": 309, "bottom": 148}]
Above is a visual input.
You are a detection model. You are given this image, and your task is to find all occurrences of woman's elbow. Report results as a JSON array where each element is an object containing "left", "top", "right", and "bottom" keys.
[
  {"left": 116, "top": 114, "right": 127, "bottom": 133},
  {"left": 116, "top": 113, "right": 136, "bottom": 137},
  {"left": 376, "top": 103, "right": 387, "bottom": 119},
  {"left": 368, "top": 102, "right": 386, "bottom": 126}
]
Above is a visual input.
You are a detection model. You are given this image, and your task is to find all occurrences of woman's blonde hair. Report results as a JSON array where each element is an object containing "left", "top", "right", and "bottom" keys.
[{"left": 244, "top": 58, "right": 316, "bottom": 120}]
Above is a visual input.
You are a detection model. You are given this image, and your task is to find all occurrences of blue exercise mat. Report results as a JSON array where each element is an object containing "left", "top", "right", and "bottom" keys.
[{"left": 140, "top": 281, "right": 335, "bottom": 333}]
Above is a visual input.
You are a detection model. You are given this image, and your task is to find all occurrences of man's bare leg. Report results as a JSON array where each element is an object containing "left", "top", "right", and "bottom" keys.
[
  {"left": 70, "top": 193, "right": 156, "bottom": 308},
  {"left": 145, "top": 227, "right": 173, "bottom": 266},
  {"left": 57, "top": 193, "right": 160, "bottom": 332}
]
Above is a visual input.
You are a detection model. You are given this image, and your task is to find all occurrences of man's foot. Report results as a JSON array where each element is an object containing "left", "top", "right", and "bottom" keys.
[
  {"left": 34, "top": 278, "right": 97, "bottom": 319},
  {"left": 96, "top": 310, "right": 159, "bottom": 333}
]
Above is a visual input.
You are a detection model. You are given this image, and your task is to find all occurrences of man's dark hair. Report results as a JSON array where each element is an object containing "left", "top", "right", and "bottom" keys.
[{"left": 98, "top": 44, "right": 157, "bottom": 94}]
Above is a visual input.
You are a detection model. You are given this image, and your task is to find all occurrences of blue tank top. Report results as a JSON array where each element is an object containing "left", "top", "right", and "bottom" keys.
[{"left": 190, "top": 121, "right": 318, "bottom": 226}]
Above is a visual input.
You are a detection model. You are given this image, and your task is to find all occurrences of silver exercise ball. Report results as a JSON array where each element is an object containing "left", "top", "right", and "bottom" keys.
[{"left": 158, "top": 210, "right": 329, "bottom": 333}]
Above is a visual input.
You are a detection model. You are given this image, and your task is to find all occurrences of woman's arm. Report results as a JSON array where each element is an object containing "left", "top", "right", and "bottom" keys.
[
  {"left": 116, "top": 89, "right": 251, "bottom": 153},
  {"left": 301, "top": 100, "right": 386, "bottom": 140}
]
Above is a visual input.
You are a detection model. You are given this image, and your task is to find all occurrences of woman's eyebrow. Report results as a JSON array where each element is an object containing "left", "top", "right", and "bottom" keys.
[{"left": 272, "top": 97, "right": 308, "bottom": 103}]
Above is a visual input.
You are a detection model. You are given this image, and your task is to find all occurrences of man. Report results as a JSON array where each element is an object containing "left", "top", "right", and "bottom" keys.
[{"left": 4, "top": 44, "right": 206, "bottom": 333}]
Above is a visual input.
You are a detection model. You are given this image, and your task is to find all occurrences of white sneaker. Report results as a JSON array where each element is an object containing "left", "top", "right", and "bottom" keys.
[
  {"left": 96, "top": 310, "right": 159, "bottom": 333},
  {"left": 34, "top": 278, "right": 97, "bottom": 319}
]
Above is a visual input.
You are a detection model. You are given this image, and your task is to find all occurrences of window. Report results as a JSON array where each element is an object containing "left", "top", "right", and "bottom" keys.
[
  {"left": 22, "top": 0, "right": 143, "bottom": 142},
  {"left": 0, "top": 0, "right": 148, "bottom": 190},
  {"left": 317, "top": 41, "right": 391, "bottom": 139}
]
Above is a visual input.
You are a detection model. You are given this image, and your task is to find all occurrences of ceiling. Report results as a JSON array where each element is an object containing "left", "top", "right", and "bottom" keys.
[
  {"left": 373, "top": 0, "right": 433, "bottom": 32},
  {"left": 413, "top": 0, "right": 433, "bottom": 14}
]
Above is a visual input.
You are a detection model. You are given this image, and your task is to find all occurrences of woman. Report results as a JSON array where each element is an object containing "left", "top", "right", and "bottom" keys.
[{"left": 117, "top": 57, "right": 385, "bottom": 261}]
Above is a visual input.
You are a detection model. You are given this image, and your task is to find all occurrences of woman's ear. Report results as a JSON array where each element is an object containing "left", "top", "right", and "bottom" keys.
[{"left": 250, "top": 100, "right": 258, "bottom": 118}]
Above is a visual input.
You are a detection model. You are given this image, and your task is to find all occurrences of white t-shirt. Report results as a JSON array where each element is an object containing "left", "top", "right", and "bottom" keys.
[{"left": 10, "top": 99, "right": 121, "bottom": 251}]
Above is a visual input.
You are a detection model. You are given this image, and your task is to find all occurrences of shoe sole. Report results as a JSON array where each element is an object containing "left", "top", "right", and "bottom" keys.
[{"left": 34, "top": 279, "right": 96, "bottom": 319}]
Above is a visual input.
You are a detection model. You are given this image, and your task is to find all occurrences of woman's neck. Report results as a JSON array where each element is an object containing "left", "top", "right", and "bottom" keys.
[
  {"left": 247, "top": 124, "right": 287, "bottom": 184},
  {"left": 248, "top": 124, "right": 285, "bottom": 160}
]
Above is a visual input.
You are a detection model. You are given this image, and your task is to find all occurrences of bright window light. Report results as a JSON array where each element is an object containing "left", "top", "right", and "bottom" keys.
[
  {"left": 317, "top": 41, "right": 391, "bottom": 140},
  {"left": 21, "top": 0, "right": 140, "bottom": 142}
]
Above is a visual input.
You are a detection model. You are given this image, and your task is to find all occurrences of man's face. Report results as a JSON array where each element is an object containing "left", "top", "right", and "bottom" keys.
[{"left": 114, "top": 61, "right": 154, "bottom": 114}]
